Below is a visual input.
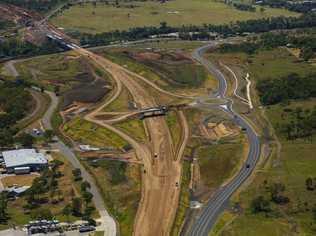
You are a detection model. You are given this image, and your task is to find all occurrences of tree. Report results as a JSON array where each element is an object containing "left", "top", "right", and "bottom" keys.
[
  {"left": 300, "top": 47, "right": 313, "bottom": 61},
  {"left": 71, "top": 197, "right": 82, "bottom": 216},
  {"left": 313, "top": 205, "right": 316, "bottom": 221},
  {"left": 54, "top": 85, "right": 60, "bottom": 96},
  {"left": 72, "top": 168, "right": 82, "bottom": 181},
  {"left": 251, "top": 196, "right": 271, "bottom": 213},
  {"left": 160, "top": 21, "right": 167, "bottom": 29},
  {"left": 44, "top": 130, "right": 54, "bottom": 142},
  {"left": 81, "top": 181, "right": 91, "bottom": 192},
  {"left": 0, "top": 129, "right": 14, "bottom": 147},
  {"left": 270, "top": 183, "right": 290, "bottom": 205},
  {"left": 62, "top": 204, "right": 72, "bottom": 222},
  {"left": 306, "top": 177, "right": 314, "bottom": 191},
  {"left": 0, "top": 193, "right": 8, "bottom": 223},
  {"left": 51, "top": 159, "right": 64, "bottom": 172},
  {"left": 17, "top": 133, "right": 34, "bottom": 147},
  {"left": 82, "top": 191, "right": 93, "bottom": 205}
]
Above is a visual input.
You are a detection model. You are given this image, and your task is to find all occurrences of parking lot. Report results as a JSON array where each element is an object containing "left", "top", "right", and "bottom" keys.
[{"left": 0, "top": 229, "right": 96, "bottom": 236}]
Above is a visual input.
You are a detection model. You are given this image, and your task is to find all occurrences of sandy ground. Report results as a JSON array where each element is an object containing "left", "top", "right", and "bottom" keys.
[{"left": 77, "top": 48, "right": 189, "bottom": 235}]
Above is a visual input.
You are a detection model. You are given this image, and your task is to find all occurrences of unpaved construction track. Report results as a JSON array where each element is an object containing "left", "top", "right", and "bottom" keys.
[
  {"left": 1, "top": 4, "right": 190, "bottom": 235},
  {"left": 78, "top": 48, "right": 189, "bottom": 235}
]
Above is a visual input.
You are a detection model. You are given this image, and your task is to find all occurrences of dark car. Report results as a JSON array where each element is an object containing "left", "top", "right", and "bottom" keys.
[{"left": 79, "top": 225, "right": 95, "bottom": 233}]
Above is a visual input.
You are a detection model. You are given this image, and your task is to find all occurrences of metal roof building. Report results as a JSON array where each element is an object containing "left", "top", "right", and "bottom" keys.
[{"left": 2, "top": 149, "right": 48, "bottom": 174}]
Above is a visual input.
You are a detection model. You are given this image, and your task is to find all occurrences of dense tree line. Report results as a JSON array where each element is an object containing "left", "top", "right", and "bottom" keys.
[
  {"left": 0, "top": 38, "right": 61, "bottom": 59},
  {"left": 219, "top": 31, "right": 316, "bottom": 60},
  {"left": 76, "top": 13, "right": 316, "bottom": 46},
  {"left": 219, "top": 42, "right": 259, "bottom": 54},
  {"left": 0, "top": 81, "right": 32, "bottom": 147},
  {"left": 233, "top": 3, "right": 256, "bottom": 12},
  {"left": 257, "top": 73, "right": 316, "bottom": 105},
  {"left": 259, "top": 0, "right": 316, "bottom": 13},
  {"left": 1, "top": 0, "right": 68, "bottom": 13}
]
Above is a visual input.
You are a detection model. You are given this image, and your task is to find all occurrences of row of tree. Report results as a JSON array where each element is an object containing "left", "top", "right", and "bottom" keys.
[
  {"left": 76, "top": 13, "right": 316, "bottom": 47},
  {"left": 0, "top": 38, "right": 61, "bottom": 59},
  {"left": 1, "top": 0, "right": 68, "bottom": 13},
  {"left": 219, "top": 30, "right": 316, "bottom": 60},
  {"left": 232, "top": 3, "right": 256, "bottom": 12},
  {"left": 259, "top": 0, "right": 316, "bottom": 13},
  {"left": 256, "top": 73, "right": 316, "bottom": 105},
  {"left": 61, "top": 169, "right": 95, "bottom": 223}
]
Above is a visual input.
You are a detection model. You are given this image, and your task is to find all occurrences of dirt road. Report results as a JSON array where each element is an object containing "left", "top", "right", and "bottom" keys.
[{"left": 79, "top": 48, "right": 188, "bottom": 235}]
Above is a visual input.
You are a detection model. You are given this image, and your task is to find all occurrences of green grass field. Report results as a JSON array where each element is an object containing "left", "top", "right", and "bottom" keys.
[
  {"left": 166, "top": 111, "right": 182, "bottom": 148},
  {"left": 115, "top": 119, "right": 147, "bottom": 143},
  {"left": 63, "top": 117, "right": 128, "bottom": 149},
  {"left": 104, "top": 86, "right": 133, "bottom": 112},
  {"left": 51, "top": 0, "right": 298, "bottom": 33},
  {"left": 198, "top": 136, "right": 246, "bottom": 189},
  {"left": 208, "top": 48, "right": 316, "bottom": 82}
]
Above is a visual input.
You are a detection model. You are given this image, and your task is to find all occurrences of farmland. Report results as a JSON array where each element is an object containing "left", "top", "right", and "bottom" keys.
[{"left": 51, "top": 0, "right": 298, "bottom": 33}]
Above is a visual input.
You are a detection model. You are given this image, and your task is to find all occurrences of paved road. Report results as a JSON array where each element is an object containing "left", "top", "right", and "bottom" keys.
[
  {"left": 42, "top": 92, "right": 117, "bottom": 236},
  {"left": 187, "top": 43, "right": 261, "bottom": 236}
]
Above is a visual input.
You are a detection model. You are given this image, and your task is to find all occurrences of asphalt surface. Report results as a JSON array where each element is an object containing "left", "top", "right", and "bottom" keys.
[
  {"left": 42, "top": 92, "right": 117, "bottom": 236},
  {"left": 187, "top": 43, "right": 261, "bottom": 236}
]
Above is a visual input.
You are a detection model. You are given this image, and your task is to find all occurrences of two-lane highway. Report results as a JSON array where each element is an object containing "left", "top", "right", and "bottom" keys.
[{"left": 187, "top": 43, "right": 261, "bottom": 236}]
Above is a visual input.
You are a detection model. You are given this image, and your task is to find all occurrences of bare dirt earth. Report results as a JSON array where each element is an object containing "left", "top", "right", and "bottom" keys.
[{"left": 77, "top": 48, "right": 189, "bottom": 235}]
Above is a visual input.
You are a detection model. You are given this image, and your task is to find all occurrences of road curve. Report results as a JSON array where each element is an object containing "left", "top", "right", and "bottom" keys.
[{"left": 187, "top": 43, "right": 261, "bottom": 236}]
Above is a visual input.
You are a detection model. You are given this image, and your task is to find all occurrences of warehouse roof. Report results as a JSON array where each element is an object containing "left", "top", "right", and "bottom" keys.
[{"left": 2, "top": 149, "right": 48, "bottom": 168}]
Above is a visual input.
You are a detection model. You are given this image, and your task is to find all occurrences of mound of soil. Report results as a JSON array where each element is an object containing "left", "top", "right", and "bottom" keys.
[
  {"left": 62, "top": 78, "right": 110, "bottom": 109},
  {"left": 133, "top": 52, "right": 162, "bottom": 61}
]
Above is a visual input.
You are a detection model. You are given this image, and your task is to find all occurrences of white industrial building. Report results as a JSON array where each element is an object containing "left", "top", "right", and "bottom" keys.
[{"left": 2, "top": 149, "right": 48, "bottom": 174}]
